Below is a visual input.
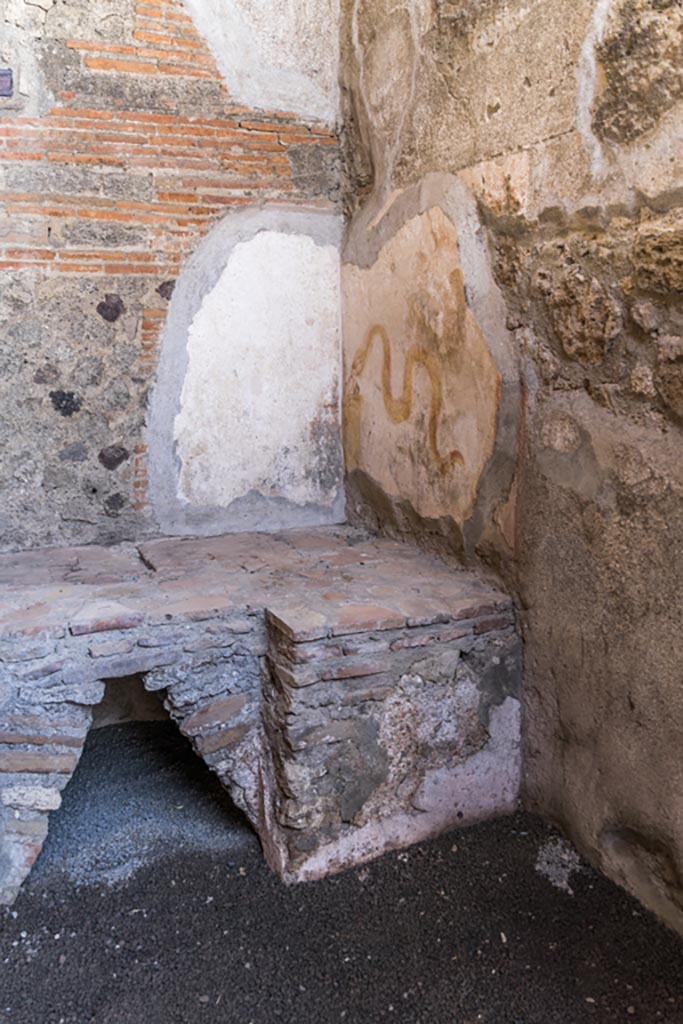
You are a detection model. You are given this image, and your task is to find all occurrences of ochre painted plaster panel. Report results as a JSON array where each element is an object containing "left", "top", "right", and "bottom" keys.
[{"left": 343, "top": 207, "right": 500, "bottom": 527}]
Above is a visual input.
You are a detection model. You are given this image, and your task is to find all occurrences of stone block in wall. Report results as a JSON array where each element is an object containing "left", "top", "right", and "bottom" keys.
[
  {"left": 0, "top": 811, "right": 47, "bottom": 906},
  {"left": 147, "top": 648, "right": 266, "bottom": 823}
]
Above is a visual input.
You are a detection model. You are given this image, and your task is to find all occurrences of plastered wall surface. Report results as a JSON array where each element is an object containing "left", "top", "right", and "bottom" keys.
[
  {"left": 181, "top": 0, "right": 340, "bottom": 122},
  {"left": 176, "top": 230, "right": 341, "bottom": 509},
  {"left": 342, "top": 176, "right": 519, "bottom": 558},
  {"left": 343, "top": 207, "right": 500, "bottom": 524},
  {"left": 340, "top": 0, "right": 683, "bottom": 933},
  {"left": 0, "top": 0, "right": 342, "bottom": 550},
  {"left": 148, "top": 205, "right": 344, "bottom": 534}
]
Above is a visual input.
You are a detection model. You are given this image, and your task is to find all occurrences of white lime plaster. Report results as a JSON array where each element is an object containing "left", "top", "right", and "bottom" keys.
[
  {"left": 148, "top": 205, "right": 344, "bottom": 537},
  {"left": 182, "top": 0, "right": 339, "bottom": 122},
  {"left": 576, "top": 0, "right": 613, "bottom": 179},
  {"left": 175, "top": 230, "right": 341, "bottom": 510}
]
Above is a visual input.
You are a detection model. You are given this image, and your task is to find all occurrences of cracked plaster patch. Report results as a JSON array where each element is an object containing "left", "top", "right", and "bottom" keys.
[{"left": 181, "top": 0, "right": 339, "bottom": 121}]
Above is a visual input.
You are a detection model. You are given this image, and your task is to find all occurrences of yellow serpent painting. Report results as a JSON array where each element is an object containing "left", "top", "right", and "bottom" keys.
[{"left": 345, "top": 324, "right": 464, "bottom": 476}]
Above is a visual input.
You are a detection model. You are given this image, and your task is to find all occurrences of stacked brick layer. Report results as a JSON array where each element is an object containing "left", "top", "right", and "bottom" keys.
[{"left": 0, "top": 528, "right": 521, "bottom": 902}]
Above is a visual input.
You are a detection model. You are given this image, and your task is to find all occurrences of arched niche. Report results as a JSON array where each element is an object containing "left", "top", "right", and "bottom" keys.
[{"left": 147, "top": 205, "right": 345, "bottom": 536}]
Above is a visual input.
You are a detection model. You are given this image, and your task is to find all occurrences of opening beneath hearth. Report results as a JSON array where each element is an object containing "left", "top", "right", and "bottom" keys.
[
  {"left": 92, "top": 674, "right": 168, "bottom": 730},
  {"left": 32, "top": 676, "right": 256, "bottom": 889}
]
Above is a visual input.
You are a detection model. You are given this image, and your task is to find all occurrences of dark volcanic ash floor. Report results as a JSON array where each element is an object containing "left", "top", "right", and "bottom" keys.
[{"left": 1, "top": 723, "right": 682, "bottom": 1024}]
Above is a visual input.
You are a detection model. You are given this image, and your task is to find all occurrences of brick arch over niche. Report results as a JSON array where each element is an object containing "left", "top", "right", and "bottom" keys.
[
  {"left": 0, "top": 0, "right": 341, "bottom": 551},
  {"left": 0, "top": 640, "right": 266, "bottom": 906}
]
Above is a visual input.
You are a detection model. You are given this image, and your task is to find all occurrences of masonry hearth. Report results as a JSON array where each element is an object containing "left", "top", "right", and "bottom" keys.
[{"left": 0, "top": 528, "right": 521, "bottom": 904}]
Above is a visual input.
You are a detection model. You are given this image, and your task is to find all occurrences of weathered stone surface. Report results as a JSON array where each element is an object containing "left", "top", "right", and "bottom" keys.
[
  {"left": 534, "top": 263, "right": 622, "bottom": 366},
  {"left": 338, "top": 0, "right": 683, "bottom": 940},
  {"left": 491, "top": 209, "right": 683, "bottom": 429},
  {"left": 62, "top": 649, "right": 178, "bottom": 686},
  {"left": 15, "top": 659, "right": 65, "bottom": 682},
  {"left": 654, "top": 363, "right": 683, "bottom": 418},
  {"left": 194, "top": 723, "right": 252, "bottom": 757},
  {"left": 634, "top": 211, "right": 683, "bottom": 294},
  {"left": 0, "top": 731, "right": 83, "bottom": 748},
  {"left": 98, "top": 445, "right": 130, "bottom": 471},
  {"left": 0, "top": 751, "right": 78, "bottom": 774},
  {"left": 592, "top": 0, "right": 683, "bottom": 145},
  {"left": 1, "top": 786, "right": 62, "bottom": 811},
  {"left": 88, "top": 638, "right": 135, "bottom": 659},
  {"left": 182, "top": 693, "right": 250, "bottom": 735},
  {"left": 69, "top": 608, "right": 145, "bottom": 637},
  {"left": 19, "top": 682, "right": 105, "bottom": 707}
]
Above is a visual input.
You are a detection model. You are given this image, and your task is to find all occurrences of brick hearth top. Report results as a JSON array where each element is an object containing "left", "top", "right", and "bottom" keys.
[{"left": 0, "top": 527, "right": 510, "bottom": 642}]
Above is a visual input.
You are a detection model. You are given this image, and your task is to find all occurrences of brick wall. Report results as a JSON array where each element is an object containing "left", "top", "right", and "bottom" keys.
[{"left": 0, "top": 0, "right": 340, "bottom": 550}]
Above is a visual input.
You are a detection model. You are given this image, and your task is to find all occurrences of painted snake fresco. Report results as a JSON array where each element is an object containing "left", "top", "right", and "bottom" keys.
[{"left": 348, "top": 324, "right": 464, "bottom": 475}]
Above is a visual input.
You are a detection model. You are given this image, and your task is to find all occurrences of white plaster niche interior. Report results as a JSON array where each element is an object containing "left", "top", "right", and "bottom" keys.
[{"left": 148, "top": 206, "right": 345, "bottom": 535}]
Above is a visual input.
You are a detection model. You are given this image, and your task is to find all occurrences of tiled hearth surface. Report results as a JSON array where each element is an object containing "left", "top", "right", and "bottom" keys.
[{"left": 0, "top": 527, "right": 521, "bottom": 904}]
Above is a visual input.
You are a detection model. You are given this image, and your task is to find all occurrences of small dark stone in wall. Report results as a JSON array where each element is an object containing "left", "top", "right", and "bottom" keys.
[
  {"left": 98, "top": 445, "right": 130, "bottom": 471},
  {"left": 0, "top": 69, "right": 13, "bottom": 98},
  {"left": 156, "top": 280, "right": 176, "bottom": 301},
  {"left": 96, "top": 294, "right": 126, "bottom": 323},
  {"left": 59, "top": 442, "right": 88, "bottom": 463},
  {"left": 287, "top": 144, "right": 342, "bottom": 204},
  {"left": 104, "top": 493, "right": 126, "bottom": 516},
  {"left": 34, "top": 365, "right": 59, "bottom": 385},
  {"left": 49, "top": 391, "right": 82, "bottom": 417}
]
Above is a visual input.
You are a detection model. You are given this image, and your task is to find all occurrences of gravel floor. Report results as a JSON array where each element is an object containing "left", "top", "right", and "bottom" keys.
[{"left": 1, "top": 722, "right": 682, "bottom": 1024}]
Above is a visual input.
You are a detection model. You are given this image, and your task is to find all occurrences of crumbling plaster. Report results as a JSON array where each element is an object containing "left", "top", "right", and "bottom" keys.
[
  {"left": 176, "top": 229, "right": 342, "bottom": 511},
  {"left": 342, "top": 175, "right": 520, "bottom": 559},
  {"left": 339, "top": 0, "right": 683, "bottom": 934}
]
